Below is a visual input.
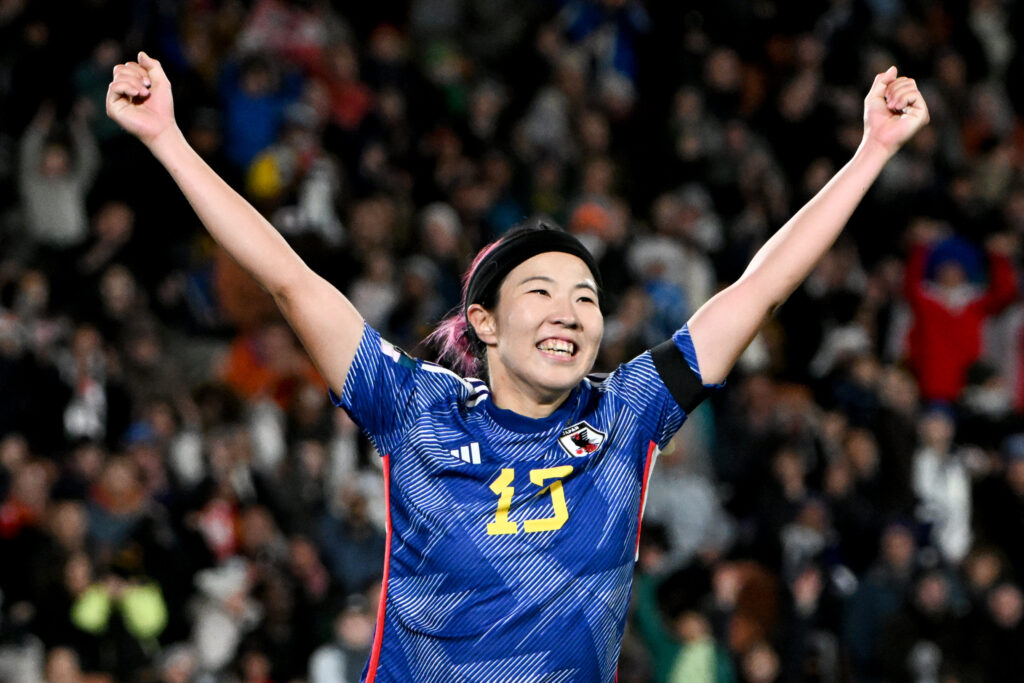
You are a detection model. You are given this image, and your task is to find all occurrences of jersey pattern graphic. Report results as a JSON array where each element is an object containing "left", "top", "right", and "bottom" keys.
[{"left": 332, "top": 323, "right": 708, "bottom": 682}]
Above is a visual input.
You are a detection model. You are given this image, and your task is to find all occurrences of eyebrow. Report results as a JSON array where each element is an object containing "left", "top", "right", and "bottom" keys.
[{"left": 517, "top": 275, "right": 598, "bottom": 294}]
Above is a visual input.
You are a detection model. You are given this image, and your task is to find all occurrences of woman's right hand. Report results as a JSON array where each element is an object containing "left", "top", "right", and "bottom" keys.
[{"left": 106, "top": 51, "right": 176, "bottom": 147}]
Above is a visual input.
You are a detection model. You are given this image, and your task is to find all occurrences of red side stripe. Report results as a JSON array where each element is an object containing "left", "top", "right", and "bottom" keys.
[
  {"left": 634, "top": 441, "right": 657, "bottom": 558},
  {"left": 365, "top": 453, "right": 392, "bottom": 682}
]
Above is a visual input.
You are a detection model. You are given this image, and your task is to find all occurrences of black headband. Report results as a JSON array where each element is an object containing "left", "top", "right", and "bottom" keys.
[{"left": 464, "top": 225, "right": 603, "bottom": 314}]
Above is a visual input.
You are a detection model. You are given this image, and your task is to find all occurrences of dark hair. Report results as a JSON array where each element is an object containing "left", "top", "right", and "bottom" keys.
[
  {"left": 425, "top": 239, "right": 502, "bottom": 377},
  {"left": 427, "top": 219, "right": 603, "bottom": 377}
]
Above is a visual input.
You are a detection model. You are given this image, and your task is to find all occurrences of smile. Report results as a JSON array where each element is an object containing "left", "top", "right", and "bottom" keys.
[{"left": 537, "top": 338, "right": 577, "bottom": 358}]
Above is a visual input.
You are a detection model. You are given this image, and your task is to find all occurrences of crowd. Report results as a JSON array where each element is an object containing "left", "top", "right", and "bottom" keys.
[{"left": 1, "top": 0, "right": 1024, "bottom": 681}]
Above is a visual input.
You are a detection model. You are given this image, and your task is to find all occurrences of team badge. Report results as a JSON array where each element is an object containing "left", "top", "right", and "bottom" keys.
[{"left": 558, "top": 421, "right": 607, "bottom": 457}]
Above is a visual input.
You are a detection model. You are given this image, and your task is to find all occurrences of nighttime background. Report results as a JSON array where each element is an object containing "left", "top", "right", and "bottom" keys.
[{"left": 2, "top": 0, "right": 1024, "bottom": 681}]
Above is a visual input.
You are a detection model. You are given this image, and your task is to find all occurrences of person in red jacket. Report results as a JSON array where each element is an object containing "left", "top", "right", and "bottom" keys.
[{"left": 903, "top": 223, "right": 1018, "bottom": 403}]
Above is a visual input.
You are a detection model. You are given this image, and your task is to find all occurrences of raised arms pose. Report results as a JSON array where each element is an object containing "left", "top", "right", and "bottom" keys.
[
  {"left": 108, "top": 53, "right": 928, "bottom": 415},
  {"left": 107, "top": 52, "right": 929, "bottom": 682}
]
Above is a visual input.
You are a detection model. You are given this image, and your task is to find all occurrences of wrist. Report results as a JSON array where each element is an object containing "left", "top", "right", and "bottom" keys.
[
  {"left": 146, "top": 125, "right": 187, "bottom": 161},
  {"left": 855, "top": 135, "right": 898, "bottom": 164}
]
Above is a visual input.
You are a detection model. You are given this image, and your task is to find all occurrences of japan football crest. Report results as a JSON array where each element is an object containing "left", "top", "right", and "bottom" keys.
[{"left": 558, "top": 421, "right": 607, "bottom": 457}]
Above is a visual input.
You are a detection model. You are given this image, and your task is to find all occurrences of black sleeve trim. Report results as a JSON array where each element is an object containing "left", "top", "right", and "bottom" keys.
[{"left": 650, "top": 339, "right": 710, "bottom": 414}]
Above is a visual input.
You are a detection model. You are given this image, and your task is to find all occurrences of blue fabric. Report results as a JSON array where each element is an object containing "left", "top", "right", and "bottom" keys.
[{"left": 331, "top": 323, "right": 714, "bottom": 681}]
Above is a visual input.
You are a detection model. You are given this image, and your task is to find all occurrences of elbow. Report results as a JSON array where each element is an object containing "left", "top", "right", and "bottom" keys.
[
  {"left": 269, "top": 277, "right": 301, "bottom": 310},
  {"left": 736, "top": 271, "right": 788, "bottom": 319},
  {"left": 269, "top": 266, "right": 319, "bottom": 312}
]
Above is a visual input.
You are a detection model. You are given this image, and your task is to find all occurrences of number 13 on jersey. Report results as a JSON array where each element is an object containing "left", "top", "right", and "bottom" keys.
[{"left": 487, "top": 466, "right": 573, "bottom": 535}]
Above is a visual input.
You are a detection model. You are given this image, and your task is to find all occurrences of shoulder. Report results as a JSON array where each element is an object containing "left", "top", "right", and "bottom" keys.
[
  {"left": 582, "top": 354, "right": 663, "bottom": 414},
  {"left": 341, "top": 324, "right": 474, "bottom": 408},
  {"left": 415, "top": 358, "right": 482, "bottom": 408}
]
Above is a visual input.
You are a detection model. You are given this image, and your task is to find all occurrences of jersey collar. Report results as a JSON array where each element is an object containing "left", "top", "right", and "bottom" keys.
[{"left": 482, "top": 384, "right": 583, "bottom": 433}]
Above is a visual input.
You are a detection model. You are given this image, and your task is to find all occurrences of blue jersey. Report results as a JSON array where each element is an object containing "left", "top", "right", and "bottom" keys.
[{"left": 332, "top": 323, "right": 713, "bottom": 682}]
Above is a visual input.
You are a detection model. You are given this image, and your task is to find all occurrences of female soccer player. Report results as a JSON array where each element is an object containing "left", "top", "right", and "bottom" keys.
[{"left": 107, "top": 53, "right": 928, "bottom": 682}]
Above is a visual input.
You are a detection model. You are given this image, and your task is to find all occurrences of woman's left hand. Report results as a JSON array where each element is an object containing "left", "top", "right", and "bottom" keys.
[{"left": 862, "top": 66, "right": 930, "bottom": 158}]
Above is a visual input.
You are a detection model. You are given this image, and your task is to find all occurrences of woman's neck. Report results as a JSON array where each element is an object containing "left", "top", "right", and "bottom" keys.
[{"left": 487, "top": 378, "right": 573, "bottom": 419}]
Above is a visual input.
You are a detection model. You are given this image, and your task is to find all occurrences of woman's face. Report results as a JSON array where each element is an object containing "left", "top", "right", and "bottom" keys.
[{"left": 473, "top": 252, "right": 603, "bottom": 409}]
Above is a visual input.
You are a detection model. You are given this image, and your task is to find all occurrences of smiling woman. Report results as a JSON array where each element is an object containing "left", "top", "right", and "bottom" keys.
[
  {"left": 331, "top": 219, "right": 712, "bottom": 681},
  {"left": 107, "top": 50, "right": 929, "bottom": 682},
  {"left": 437, "top": 223, "right": 606, "bottom": 417}
]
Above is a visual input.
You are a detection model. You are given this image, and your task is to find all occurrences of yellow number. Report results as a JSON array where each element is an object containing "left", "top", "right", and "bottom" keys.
[
  {"left": 486, "top": 468, "right": 518, "bottom": 535},
  {"left": 523, "top": 466, "right": 574, "bottom": 533},
  {"left": 486, "top": 466, "right": 574, "bottom": 535}
]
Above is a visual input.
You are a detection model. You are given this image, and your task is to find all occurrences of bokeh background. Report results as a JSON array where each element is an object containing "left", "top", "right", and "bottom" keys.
[{"left": 2, "top": 0, "right": 1024, "bottom": 681}]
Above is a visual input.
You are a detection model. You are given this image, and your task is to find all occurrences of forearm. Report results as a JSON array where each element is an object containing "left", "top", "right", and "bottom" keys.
[
  {"left": 689, "top": 68, "right": 927, "bottom": 385},
  {"left": 147, "top": 126, "right": 308, "bottom": 298},
  {"left": 18, "top": 124, "right": 45, "bottom": 180},
  {"left": 107, "top": 51, "right": 364, "bottom": 392},
  {"left": 741, "top": 140, "right": 891, "bottom": 309},
  {"left": 70, "top": 121, "right": 100, "bottom": 183},
  {"left": 982, "top": 251, "right": 1019, "bottom": 312},
  {"left": 903, "top": 245, "right": 928, "bottom": 303},
  {"left": 687, "top": 141, "right": 892, "bottom": 385}
]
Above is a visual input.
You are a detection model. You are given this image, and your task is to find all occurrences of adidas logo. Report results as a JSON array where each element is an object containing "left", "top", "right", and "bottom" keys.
[{"left": 450, "top": 442, "right": 481, "bottom": 465}]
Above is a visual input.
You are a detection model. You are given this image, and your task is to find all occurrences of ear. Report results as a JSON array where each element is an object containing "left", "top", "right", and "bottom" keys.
[{"left": 466, "top": 303, "right": 497, "bottom": 345}]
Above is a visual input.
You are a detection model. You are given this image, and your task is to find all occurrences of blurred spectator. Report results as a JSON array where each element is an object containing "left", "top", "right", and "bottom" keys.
[
  {"left": 778, "top": 563, "right": 840, "bottom": 683},
  {"left": 250, "top": 103, "right": 343, "bottom": 248},
  {"left": 221, "top": 54, "right": 303, "bottom": 172},
  {"left": 190, "top": 559, "right": 262, "bottom": 672},
  {"left": 643, "top": 434, "right": 735, "bottom": 572},
  {"left": 68, "top": 549, "right": 168, "bottom": 680},
  {"left": 347, "top": 250, "right": 398, "bottom": 330},
  {"left": 155, "top": 643, "right": 202, "bottom": 683},
  {"left": 903, "top": 225, "right": 1018, "bottom": 403},
  {"left": 417, "top": 201, "right": 467, "bottom": 309},
  {"left": 316, "top": 488, "right": 385, "bottom": 597},
  {"left": 57, "top": 324, "right": 131, "bottom": 451},
  {"left": 628, "top": 191, "right": 716, "bottom": 339},
  {"left": 880, "top": 569, "right": 975, "bottom": 683},
  {"left": 667, "top": 607, "right": 736, "bottom": 683},
  {"left": 72, "top": 40, "right": 125, "bottom": 145},
  {"left": 973, "top": 434, "right": 1024, "bottom": 581},
  {"left": 220, "top": 320, "right": 325, "bottom": 410},
  {"left": 960, "top": 544, "right": 1008, "bottom": 612},
  {"left": 43, "top": 646, "right": 87, "bottom": 683},
  {"left": 4, "top": 2, "right": 1024, "bottom": 680},
  {"left": 912, "top": 406, "right": 973, "bottom": 564},
  {"left": 872, "top": 365, "right": 920, "bottom": 515},
  {"left": 308, "top": 595, "right": 375, "bottom": 683},
  {"left": 18, "top": 103, "right": 99, "bottom": 254},
  {"left": 386, "top": 255, "right": 446, "bottom": 353},
  {"left": 957, "top": 361, "right": 1020, "bottom": 451},
  {"left": 843, "top": 521, "right": 918, "bottom": 682},
  {"left": 972, "top": 580, "right": 1024, "bottom": 682},
  {"left": 739, "top": 640, "right": 781, "bottom": 683}
]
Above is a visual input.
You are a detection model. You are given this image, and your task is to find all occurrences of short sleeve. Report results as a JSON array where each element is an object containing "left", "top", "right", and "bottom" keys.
[
  {"left": 602, "top": 324, "right": 722, "bottom": 451},
  {"left": 653, "top": 324, "right": 725, "bottom": 411},
  {"left": 329, "top": 323, "right": 450, "bottom": 442}
]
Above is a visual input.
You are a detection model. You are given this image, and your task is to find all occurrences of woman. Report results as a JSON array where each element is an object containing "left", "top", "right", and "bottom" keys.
[{"left": 107, "top": 53, "right": 928, "bottom": 682}]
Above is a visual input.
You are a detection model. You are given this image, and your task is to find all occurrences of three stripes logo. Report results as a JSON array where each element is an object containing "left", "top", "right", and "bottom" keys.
[{"left": 451, "top": 442, "right": 482, "bottom": 465}]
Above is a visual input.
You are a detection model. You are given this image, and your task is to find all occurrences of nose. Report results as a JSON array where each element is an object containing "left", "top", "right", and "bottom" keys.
[
  {"left": 550, "top": 296, "right": 580, "bottom": 329},
  {"left": 552, "top": 315, "right": 579, "bottom": 329}
]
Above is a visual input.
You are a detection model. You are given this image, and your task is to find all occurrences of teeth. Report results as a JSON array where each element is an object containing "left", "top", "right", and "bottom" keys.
[{"left": 538, "top": 339, "right": 575, "bottom": 355}]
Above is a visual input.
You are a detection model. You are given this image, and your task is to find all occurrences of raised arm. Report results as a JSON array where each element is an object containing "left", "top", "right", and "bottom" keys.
[
  {"left": 107, "top": 52, "right": 363, "bottom": 392},
  {"left": 19, "top": 105, "right": 52, "bottom": 182},
  {"left": 687, "top": 67, "right": 930, "bottom": 385},
  {"left": 68, "top": 108, "right": 100, "bottom": 187}
]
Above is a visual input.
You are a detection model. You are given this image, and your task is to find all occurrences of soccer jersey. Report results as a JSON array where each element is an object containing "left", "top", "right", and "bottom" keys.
[{"left": 332, "top": 322, "right": 714, "bottom": 682}]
